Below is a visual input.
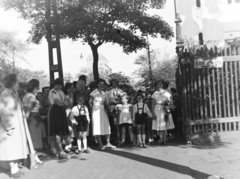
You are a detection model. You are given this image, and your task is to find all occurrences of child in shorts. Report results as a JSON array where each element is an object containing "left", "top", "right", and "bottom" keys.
[
  {"left": 71, "top": 95, "right": 90, "bottom": 154},
  {"left": 133, "top": 93, "right": 152, "bottom": 147}
]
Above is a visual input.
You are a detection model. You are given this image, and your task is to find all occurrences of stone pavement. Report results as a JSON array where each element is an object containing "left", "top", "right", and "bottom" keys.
[
  {"left": 0, "top": 141, "right": 240, "bottom": 179},
  {"left": 188, "top": 142, "right": 240, "bottom": 179}
]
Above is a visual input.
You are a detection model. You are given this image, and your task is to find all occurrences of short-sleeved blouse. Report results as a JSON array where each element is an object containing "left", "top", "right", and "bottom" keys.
[
  {"left": 151, "top": 90, "right": 171, "bottom": 104},
  {"left": 90, "top": 89, "right": 106, "bottom": 106},
  {"left": 48, "top": 89, "right": 65, "bottom": 105},
  {"left": 22, "top": 93, "right": 40, "bottom": 113}
]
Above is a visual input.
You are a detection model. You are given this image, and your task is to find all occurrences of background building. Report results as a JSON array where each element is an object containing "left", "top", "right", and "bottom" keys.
[
  {"left": 175, "top": 0, "right": 240, "bottom": 47},
  {"left": 86, "top": 54, "right": 112, "bottom": 81}
]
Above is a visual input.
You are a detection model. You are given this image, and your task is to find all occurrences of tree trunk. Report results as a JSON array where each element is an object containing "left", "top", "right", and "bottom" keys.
[{"left": 90, "top": 45, "right": 100, "bottom": 80}]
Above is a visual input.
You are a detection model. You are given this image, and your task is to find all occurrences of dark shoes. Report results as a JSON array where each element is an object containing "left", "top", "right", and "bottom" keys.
[
  {"left": 58, "top": 153, "right": 71, "bottom": 159},
  {"left": 130, "top": 142, "right": 135, "bottom": 147},
  {"left": 75, "top": 149, "right": 81, "bottom": 155},
  {"left": 83, "top": 149, "right": 90, "bottom": 154},
  {"left": 118, "top": 142, "right": 126, "bottom": 148}
]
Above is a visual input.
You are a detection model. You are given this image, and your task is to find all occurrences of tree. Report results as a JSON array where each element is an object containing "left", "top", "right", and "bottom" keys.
[
  {"left": 0, "top": 29, "right": 28, "bottom": 73},
  {"left": 16, "top": 68, "right": 49, "bottom": 88},
  {"left": 0, "top": 59, "right": 12, "bottom": 82},
  {"left": 64, "top": 72, "right": 74, "bottom": 83},
  {"left": 108, "top": 72, "right": 129, "bottom": 84},
  {"left": 228, "top": 0, "right": 240, "bottom": 3},
  {"left": 134, "top": 49, "right": 177, "bottom": 87},
  {"left": 2, "top": 0, "right": 173, "bottom": 80}
]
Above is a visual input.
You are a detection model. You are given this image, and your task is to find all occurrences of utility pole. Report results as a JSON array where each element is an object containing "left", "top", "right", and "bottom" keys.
[
  {"left": 12, "top": 50, "right": 15, "bottom": 73},
  {"left": 45, "top": 0, "right": 64, "bottom": 84},
  {"left": 146, "top": 35, "right": 153, "bottom": 88}
]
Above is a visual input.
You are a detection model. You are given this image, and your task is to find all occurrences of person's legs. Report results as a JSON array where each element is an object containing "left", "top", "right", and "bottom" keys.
[
  {"left": 158, "top": 131, "right": 162, "bottom": 144},
  {"left": 35, "top": 153, "right": 43, "bottom": 163},
  {"left": 96, "top": 135, "right": 104, "bottom": 148},
  {"left": 163, "top": 130, "right": 167, "bottom": 144},
  {"left": 40, "top": 121, "right": 49, "bottom": 150},
  {"left": 141, "top": 124, "right": 146, "bottom": 145},
  {"left": 137, "top": 125, "right": 142, "bottom": 145},
  {"left": 128, "top": 126, "right": 134, "bottom": 142},
  {"left": 82, "top": 132, "right": 88, "bottom": 150},
  {"left": 148, "top": 119, "right": 153, "bottom": 143},
  {"left": 121, "top": 125, "right": 126, "bottom": 143},
  {"left": 29, "top": 151, "right": 43, "bottom": 169},
  {"left": 55, "top": 135, "right": 63, "bottom": 153},
  {"left": 48, "top": 136, "right": 57, "bottom": 154},
  {"left": 115, "top": 124, "right": 120, "bottom": 143},
  {"left": 9, "top": 161, "right": 19, "bottom": 174},
  {"left": 77, "top": 132, "right": 83, "bottom": 151},
  {"left": 106, "top": 134, "right": 116, "bottom": 148}
]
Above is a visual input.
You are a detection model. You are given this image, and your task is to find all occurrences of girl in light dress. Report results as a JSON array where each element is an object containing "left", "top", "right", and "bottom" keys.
[
  {"left": 116, "top": 94, "right": 134, "bottom": 147},
  {"left": 133, "top": 93, "right": 152, "bottom": 147},
  {"left": 152, "top": 80, "right": 175, "bottom": 145}
]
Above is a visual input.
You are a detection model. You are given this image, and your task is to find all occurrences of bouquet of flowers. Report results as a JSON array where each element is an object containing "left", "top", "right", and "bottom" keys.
[{"left": 161, "top": 100, "right": 175, "bottom": 122}]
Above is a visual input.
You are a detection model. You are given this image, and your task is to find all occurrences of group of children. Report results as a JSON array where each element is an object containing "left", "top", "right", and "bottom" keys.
[
  {"left": 112, "top": 93, "right": 152, "bottom": 148},
  {"left": 45, "top": 75, "right": 177, "bottom": 157}
]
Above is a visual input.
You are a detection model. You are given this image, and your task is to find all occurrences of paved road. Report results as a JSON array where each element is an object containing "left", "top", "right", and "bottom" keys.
[{"left": 1, "top": 142, "right": 240, "bottom": 179}]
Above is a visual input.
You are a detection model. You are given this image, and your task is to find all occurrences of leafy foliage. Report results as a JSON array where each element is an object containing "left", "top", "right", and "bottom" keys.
[
  {"left": 64, "top": 72, "right": 74, "bottom": 83},
  {"left": 228, "top": 0, "right": 240, "bottom": 3},
  {"left": 108, "top": 72, "right": 130, "bottom": 84},
  {"left": 134, "top": 49, "right": 177, "bottom": 87},
  {"left": 2, "top": 0, "right": 174, "bottom": 80},
  {"left": 0, "top": 28, "right": 48, "bottom": 87},
  {"left": 0, "top": 29, "right": 28, "bottom": 64}
]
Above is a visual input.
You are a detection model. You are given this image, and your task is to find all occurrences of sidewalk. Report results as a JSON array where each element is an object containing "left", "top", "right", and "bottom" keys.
[
  {"left": 188, "top": 142, "right": 240, "bottom": 179},
  {"left": 0, "top": 142, "right": 240, "bottom": 179}
]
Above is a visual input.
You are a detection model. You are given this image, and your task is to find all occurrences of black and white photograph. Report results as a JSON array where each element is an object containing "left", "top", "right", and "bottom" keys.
[{"left": 0, "top": 0, "right": 240, "bottom": 179}]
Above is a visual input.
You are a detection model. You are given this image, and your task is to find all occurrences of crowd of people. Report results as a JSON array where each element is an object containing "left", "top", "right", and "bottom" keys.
[{"left": 0, "top": 74, "right": 181, "bottom": 178}]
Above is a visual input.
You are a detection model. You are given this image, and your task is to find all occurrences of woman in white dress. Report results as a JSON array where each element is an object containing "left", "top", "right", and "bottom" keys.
[
  {"left": 89, "top": 79, "right": 116, "bottom": 150},
  {"left": 152, "top": 80, "right": 175, "bottom": 145}
]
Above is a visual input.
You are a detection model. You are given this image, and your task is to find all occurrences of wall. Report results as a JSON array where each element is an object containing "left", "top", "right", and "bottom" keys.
[{"left": 176, "top": 0, "right": 224, "bottom": 45}]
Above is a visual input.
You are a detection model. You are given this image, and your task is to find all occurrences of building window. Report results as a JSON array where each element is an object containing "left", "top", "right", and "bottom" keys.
[
  {"left": 199, "top": 33, "right": 204, "bottom": 45},
  {"left": 196, "top": 0, "right": 201, "bottom": 7}
]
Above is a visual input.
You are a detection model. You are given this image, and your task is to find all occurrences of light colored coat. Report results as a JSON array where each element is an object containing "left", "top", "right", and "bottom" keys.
[{"left": 0, "top": 88, "right": 34, "bottom": 161}]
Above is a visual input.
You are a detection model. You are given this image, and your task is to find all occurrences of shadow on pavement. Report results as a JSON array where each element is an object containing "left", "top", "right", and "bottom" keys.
[{"left": 105, "top": 149, "right": 213, "bottom": 179}]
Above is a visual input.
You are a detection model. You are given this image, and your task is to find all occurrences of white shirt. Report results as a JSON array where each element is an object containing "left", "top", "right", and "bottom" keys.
[
  {"left": 151, "top": 90, "right": 171, "bottom": 104},
  {"left": 48, "top": 89, "right": 65, "bottom": 105},
  {"left": 71, "top": 104, "right": 90, "bottom": 122}
]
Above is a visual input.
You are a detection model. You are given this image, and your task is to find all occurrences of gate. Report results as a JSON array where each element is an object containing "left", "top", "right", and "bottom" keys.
[{"left": 176, "top": 46, "right": 240, "bottom": 144}]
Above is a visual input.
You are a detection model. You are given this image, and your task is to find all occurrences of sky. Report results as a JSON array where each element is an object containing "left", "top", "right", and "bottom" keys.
[
  {"left": 0, "top": 0, "right": 240, "bottom": 80},
  {"left": 0, "top": 0, "right": 176, "bottom": 80}
]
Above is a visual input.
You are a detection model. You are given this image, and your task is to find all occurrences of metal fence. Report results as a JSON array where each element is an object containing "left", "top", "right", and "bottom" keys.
[{"left": 176, "top": 46, "right": 240, "bottom": 142}]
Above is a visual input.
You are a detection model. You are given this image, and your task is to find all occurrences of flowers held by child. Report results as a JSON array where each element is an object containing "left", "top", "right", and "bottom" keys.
[{"left": 161, "top": 100, "right": 175, "bottom": 122}]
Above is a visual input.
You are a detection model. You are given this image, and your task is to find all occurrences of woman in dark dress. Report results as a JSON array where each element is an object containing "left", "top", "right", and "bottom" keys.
[{"left": 48, "top": 78, "right": 70, "bottom": 159}]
